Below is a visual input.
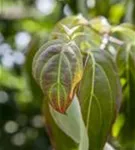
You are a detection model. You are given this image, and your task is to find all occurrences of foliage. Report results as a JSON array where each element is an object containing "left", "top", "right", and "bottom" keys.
[
  {"left": 32, "top": 14, "right": 135, "bottom": 150},
  {"left": 0, "top": 0, "right": 135, "bottom": 150}
]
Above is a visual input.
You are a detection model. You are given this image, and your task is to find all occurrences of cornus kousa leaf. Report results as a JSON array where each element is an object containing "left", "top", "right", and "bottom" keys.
[
  {"left": 32, "top": 40, "right": 83, "bottom": 113},
  {"left": 78, "top": 50, "right": 121, "bottom": 150}
]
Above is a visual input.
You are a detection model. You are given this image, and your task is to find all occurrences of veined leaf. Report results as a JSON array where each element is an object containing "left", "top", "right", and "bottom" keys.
[
  {"left": 50, "top": 15, "right": 87, "bottom": 41},
  {"left": 32, "top": 40, "right": 83, "bottom": 113},
  {"left": 78, "top": 50, "right": 121, "bottom": 150},
  {"left": 32, "top": 39, "right": 64, "bottom": 82},
  {"left": 50, "top": 16, "right": 101, "bottom": 51},
  {"left": 116, "top": 44, "right": 135, "bottom": 146}
]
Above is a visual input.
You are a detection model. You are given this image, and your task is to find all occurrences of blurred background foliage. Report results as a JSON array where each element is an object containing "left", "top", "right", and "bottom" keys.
[{"left": 0, "top": 0, "right": 135, "bottom": 150}]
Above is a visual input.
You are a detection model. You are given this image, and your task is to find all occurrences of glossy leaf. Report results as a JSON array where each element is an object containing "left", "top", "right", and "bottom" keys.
[
  {"left": 32, "top": 40, "right": 83, "bottom": 113},
  {"left": 78, "top": 50, "right": 121, "bottom": 150}
]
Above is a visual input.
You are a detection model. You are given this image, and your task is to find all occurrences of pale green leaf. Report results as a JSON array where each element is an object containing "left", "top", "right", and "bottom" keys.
[{"left": 50, "top": 95, "right": 89, "bottom": 150}]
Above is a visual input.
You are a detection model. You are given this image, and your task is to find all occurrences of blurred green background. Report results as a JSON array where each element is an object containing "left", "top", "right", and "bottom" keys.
[{"left": 0, "top": 0, "right": 135, "bottom": 150}]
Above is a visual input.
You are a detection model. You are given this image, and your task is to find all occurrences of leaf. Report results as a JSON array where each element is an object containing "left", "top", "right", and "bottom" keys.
[
  {"left": 111, "top": 25, "right": 135, "bottom": 44},
  {"left": 50, "top": 16, "right": 101, "bottom": 51},
  {"left": 49, "top": 15, "right": 87, "bottom": 41},
  {"left": 50, "top": 95, "right": 89, "bottom": 150},
  {"left": 50, "top": 95, "right": 82, "bottom": 143},
  {"left": 78, "top": 50, "right": 121, "bottom": 150},
  {"left": 51, "top": 15, "right": 88, "bottom": 34},
  {"left": 89, "top": 16, "right": 111, "bottom": 34},
  {"left": 42, "top": 96, "right": 79, "bottom": 150},
  {"left": 116, "top": 44, "right": 135, "bottom": 146},
  {"left": 120, "top": 23, "right": 135, "bottom": 30},
  {"left": 32, "top": 40, "right": 83, "bottom": 113}
]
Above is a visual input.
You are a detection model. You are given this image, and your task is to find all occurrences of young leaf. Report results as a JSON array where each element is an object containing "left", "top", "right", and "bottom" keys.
[
  {"left": 89, "top": 17, "right": 111, "bottom": 34},
  {"left": 78, "top": 50, "right": 121, "bottom": 150},
  {"left": 50, "top": 15, "right": 101, "bottom": 51},
  {"left": 32, "top": 40, "right": 83, "bottom": 113}
]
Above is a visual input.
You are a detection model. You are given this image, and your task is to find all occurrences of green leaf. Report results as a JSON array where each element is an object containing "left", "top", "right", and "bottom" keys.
[
  {"left": 78, "top": 50, "right": 121, "bottom": 150},
  {"left": 43, "top": 96, "right": 78, "bottom": 150},
  {"left": 120, "top": 23, "right": 135, "bottom": 30},
  {"left": 116, "top": 44, "right": 135, "bottom": 147},
  {"left": 32, "top": 40, "right": 83, "bottom": 113},
  {"left": 50, "top": 15, "right": 87, "bottom": 41},
  {"left": 111, "top": 25, "right": 135, "bottom": 44},
  {"left": 50, "top": 95, "right": 89, "bottom": 150},
  {"left": 50, "top": 95, "right": 82, "bottom": 143},
  {"left": 50, "top": 15, "right": 101, "bottom": 51}
]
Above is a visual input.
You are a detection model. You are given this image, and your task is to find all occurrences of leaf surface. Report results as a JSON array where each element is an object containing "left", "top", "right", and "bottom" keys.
[
  {"left": 78, "top": 50, "right": 121, "bottom": 150},
  {"left": 32, "top": 40, "right": 83, "bottom": 113}
]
